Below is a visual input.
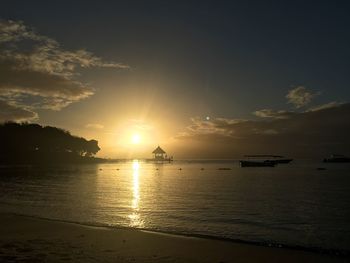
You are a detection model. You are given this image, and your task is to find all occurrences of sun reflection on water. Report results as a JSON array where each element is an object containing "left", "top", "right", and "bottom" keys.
[{"left": 128, "top": 160, "right": 144, "bottom": 227}]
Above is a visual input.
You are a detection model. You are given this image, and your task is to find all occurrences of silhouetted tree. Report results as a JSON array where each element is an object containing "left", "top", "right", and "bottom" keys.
[{"left": 0, "top": 122, "right": 102, "bottom": 164}]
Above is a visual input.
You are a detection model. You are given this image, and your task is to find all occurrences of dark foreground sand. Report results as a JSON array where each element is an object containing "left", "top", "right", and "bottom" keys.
[{"left": 0, "top": 214, "right": 346, "bottom": 262}]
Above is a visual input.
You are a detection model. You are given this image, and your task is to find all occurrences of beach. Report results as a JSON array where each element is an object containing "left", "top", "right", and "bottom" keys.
[{"left": 0, "top": 214, "right": 345, "bottom": 263}]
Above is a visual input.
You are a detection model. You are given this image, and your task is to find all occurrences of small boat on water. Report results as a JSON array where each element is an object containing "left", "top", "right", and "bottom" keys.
[
  {"left": 244, "top": 155, "right": 293, "bottom": 164},
  {"left": 272, "top": 158, "right": 293, "bottom": 164},
  {"left": 323, "top": 154, "right": 350, "bottom": 163},
  {"left": 239, "top": 160, "right": 276, "bottom": 167}
]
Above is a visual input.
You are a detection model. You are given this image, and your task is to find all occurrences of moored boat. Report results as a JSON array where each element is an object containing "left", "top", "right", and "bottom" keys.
[
  {"left": 239, "top": 160, "right": 276, "bottom": 167},
  {"left": 244, "top": 155, "right": 293, "bottom": 164},
  {"left": 270, "top": 158, "right": 293, "bottom": 164},
  {"left": 323, "top": 154, "right": 350, "bottom": 163}
]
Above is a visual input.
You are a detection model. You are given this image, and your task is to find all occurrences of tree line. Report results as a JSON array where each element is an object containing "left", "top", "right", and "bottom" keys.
[{"left": 0, "top": 122, "right": 102, "bottom": 164}]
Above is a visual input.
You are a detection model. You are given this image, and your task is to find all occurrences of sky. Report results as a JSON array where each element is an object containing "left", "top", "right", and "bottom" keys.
[{"left": 1, "top": 1, "right": 350, "bottom": 158}]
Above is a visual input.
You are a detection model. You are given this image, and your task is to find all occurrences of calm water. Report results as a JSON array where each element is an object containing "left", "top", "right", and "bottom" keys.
[{"left": 0, "top": 160, "right": 349, "bottom": 251}]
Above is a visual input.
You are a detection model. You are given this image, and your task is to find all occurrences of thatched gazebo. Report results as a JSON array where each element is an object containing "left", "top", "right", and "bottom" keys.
[{"left": 152, "top": 146, "right": 166, "bottom": 160}]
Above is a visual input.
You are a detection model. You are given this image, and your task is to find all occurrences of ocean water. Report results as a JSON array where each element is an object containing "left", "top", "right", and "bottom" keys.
[{"left": 0, "top": 160, "right": 349, "bottom": 252}]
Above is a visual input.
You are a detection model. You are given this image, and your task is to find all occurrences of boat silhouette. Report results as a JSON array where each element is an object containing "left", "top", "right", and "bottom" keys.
[
  {"left": 242, "top": 155, "right": 293, "bottom": 166},
  {"left": 239, "top": 160, "right": 277, "bottom": 167},
  {"left": 239, "top": 160, "right": 276, "bottom": 167},
  {"left": 323, "top": 154, "right": 350, "bottom": 163}
]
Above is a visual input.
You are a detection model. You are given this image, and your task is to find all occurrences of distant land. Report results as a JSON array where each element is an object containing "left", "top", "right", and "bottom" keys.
[{"left": 0, "top": 122, "right": 107, "bottom": 164}]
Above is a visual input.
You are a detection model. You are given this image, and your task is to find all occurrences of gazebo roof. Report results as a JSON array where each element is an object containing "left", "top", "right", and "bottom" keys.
[{"left": 152, "top": 146, "right": 166, "bottom": 154}]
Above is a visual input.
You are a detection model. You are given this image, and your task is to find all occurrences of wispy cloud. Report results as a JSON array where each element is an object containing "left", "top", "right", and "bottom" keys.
[
  {"left": 307, "top": 101, "right": 344, "bottom": 112},
  {"left": 0, "top": 19, "right": 129, "bottom": 121},
  {"left": 253, "top": 109, "right": 296, "bottom": 119},
  {"left": 182, "top": 117, "right": 246, "bottom": 137},
  {"left": 177, "top": 84, "right": 349, "bottom": 157},
  {"left": 177, "top": 103, "right": 350, "bottom": 157},
  {"left": 286, "top": 86, "right": 318, "bottom": 108},
  {"left": 0, "top": 100, "right": 38, "bottom": 122},
  {"left": 0, "top": 20, "right": 128, "bottom": 77},
  {"left": 0, "top": 20, "right": 41, "bottom": 43}
]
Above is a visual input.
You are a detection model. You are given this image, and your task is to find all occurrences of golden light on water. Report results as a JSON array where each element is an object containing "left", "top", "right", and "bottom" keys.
[
  {"left": 132, "top": 159, "right": 140, "bottom": 171},
  {"left": 129, "top": 160, "right": 144, "bottom": 227},
  {"left": 132, "top": 161, "right": 140, "bottom": 211}
]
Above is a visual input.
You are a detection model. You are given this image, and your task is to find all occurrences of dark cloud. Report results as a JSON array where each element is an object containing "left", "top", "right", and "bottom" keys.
[
  {"left": 0, "top": 20, "right": 128, "bottom": 76},
  {"left": 286, "top": 86, "right": 318, "bottom": 108},
  {"left": 0, "top": 101, "right": 38, "bottom": 122},
  {"left": 253, "top": 109, "right": 296, "bottom": 119},
  {"left": 307, "top": 101, "right": 345, "bottom": 112},
  {"left": 0, "top": 19, "right": 129, "bottom": 120},
  {"left": 177, "top": 103, "right": 350, "bottom": 158},
  {"left": 0, "top": 60, "right": 93, "bottom": 110}
]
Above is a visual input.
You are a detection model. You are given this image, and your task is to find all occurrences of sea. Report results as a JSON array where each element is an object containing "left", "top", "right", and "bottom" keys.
[{"left": 0, "top": 160, "right": 349, "bottom": 254}]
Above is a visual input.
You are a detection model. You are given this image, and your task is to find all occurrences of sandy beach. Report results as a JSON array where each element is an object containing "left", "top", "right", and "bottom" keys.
[{"left": 0, "top": 213, "right": 345, "bottom": 263}]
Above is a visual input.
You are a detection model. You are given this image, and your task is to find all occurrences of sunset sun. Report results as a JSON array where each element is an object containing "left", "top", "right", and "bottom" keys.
[{"left": 131, "top": 134, "right": 141, "bottom": 144}]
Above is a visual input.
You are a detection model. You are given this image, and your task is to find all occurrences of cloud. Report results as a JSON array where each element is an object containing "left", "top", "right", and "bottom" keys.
[
  {"left": 0, "top": 20, "right": 40, "bottom": 43},
  {"left": 286, "top": 86, "right": 317, "bottom": 108},
  {"left": 178, "top": 117, "right": 279, "bottom": 140},
  {"left": 307, "top": 101, "right": 344, "bottom": 112},
  {"left": 0, "top": 19, "right": 129, "bottom": 121},
  {"left": 253, "top": 109, "right": 296, "bottom": 119},
  {"left": 0, "top": 20, "right": 129, "bottom": 77},
  {"left": 0, "top": 101, "right": 38, "bottom": 122},
  {"left": 0, "top": 59, "right": 93, "bottom": 110},
  {"left": 175, "top": 85, "right": 348, "bottom": 158},
  {"left": 85, "top": 123, "right": 104, "bottom": 129},
  {"left": 177, "top": 103, "right": 350, "bottom": 157},
  {"left": 183, "top": 117, "right": 246, "bottom": 137}
]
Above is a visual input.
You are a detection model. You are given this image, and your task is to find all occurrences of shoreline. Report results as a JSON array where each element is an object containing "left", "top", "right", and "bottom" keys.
[
  {"left": 5, "top": 212, "right": 349, "bottom": 258},
  {"left": 0, "top": 213, "right": 346, "bottom": 262}
]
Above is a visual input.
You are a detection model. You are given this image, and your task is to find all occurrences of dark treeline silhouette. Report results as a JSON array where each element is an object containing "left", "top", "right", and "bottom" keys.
[{"left": 0, "top": 122, "right": 104, "bottom": 164}]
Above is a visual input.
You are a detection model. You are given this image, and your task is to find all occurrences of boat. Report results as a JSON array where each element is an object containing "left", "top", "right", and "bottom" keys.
[
  {"left": 271, "top": 158, "right": 293, "bottom": 164},
  {"left": 244, "top": 155, "right": 293, "bottom": 164},
  {"left": 323, "top": 154, "right": 350, "bottom": 163},
  {"left": 239, "top": 160, "right": 276, "bottom": 167}
]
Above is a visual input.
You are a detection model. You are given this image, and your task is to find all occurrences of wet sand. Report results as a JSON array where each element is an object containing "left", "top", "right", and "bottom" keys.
[{"left": 0, "top": 214, "right": 346, "bottom": 262}]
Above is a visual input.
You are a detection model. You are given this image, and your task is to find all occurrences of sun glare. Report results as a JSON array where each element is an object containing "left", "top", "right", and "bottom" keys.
[{"left": 131, "top": 134, "right": 141, "bottom": 144}]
